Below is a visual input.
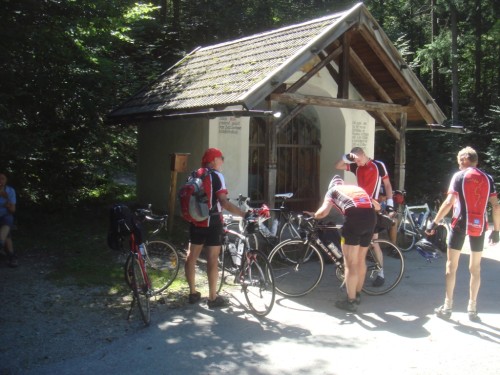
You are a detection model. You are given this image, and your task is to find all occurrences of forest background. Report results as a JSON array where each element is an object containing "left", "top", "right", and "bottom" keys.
[{"left": 1, "top": 0, "right": 499, "bottom": 211}]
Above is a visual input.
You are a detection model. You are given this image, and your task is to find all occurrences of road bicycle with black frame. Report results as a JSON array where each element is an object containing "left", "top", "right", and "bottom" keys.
[
  {"left": 218, "top": 208, "right": 276, "bottom": 316},
  {"left": 122, "top": 206, "right": 181, "bottom": 325},
  {"left": 268, "top": 215, "right": 405, "bottom": 297},
  {"left": 121, "top": 210, "right": 152, "bottom": 325},
  {"left": 394, "top": 190, "right": 450, "bottom": 253},
  {"left": 124, "top": 206, "right": 180, "bottom": 295}
]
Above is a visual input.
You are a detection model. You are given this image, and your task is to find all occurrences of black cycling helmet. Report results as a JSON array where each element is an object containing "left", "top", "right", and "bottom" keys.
[{"left": 415, "top": 238, "right": 440, "bottom": 260}]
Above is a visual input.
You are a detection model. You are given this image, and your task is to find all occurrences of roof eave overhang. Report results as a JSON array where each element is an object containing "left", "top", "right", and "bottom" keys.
[
  {"left": 240, "top": 3, "right": 364, "bottom": 111},
  {"left": 105, "top": 107, "right": 274, "bottom": 125}
]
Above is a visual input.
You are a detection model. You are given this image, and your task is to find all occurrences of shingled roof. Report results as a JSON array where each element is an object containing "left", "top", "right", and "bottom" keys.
[{"left": 108, "top": 2, "right": 445, "bottom": 127}]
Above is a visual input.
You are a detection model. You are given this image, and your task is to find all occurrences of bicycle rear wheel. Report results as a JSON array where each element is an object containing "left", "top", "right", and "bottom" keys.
[
  {"left": 396, "top": 218, "right": 416, "bottom": 252},
  {"left": 268, "top": 240, "right": 324, "bottom": 297},
  {"left": 144, "top": 240, "right": 180, "bottom": 294},
  {"left": 362, "top": 239, "right": 404, "bottom": 296},
  {"left": 129, "top": 255, "right": 151, "bottom": 325},
  {"left": 241, "top": 250, "right": 275, "bottom": 316}
]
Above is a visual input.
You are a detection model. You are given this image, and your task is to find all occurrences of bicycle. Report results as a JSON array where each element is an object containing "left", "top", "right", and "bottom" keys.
[
  {"left": 121, "top": 209, "right": 152, "bottom": 325},
  {"left": 395, "top": 191, "right": 450, "bottom": 253},
  {"left": 123, "top": 207, "right": 180, "bottom": 325},
  {"left": 226, "top": 193, "right": 302, "bottom": 253},
  {"left": 268, "top": 215, "right": 405, "bottom": 297},
  {"left": 218, "top": 208, "right": 276, "bottom": 316}
]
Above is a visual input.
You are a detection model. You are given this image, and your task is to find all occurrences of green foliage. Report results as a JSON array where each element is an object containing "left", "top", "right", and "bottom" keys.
[{"left": 0, "top": 0, "right": 499, "bottom": 211}]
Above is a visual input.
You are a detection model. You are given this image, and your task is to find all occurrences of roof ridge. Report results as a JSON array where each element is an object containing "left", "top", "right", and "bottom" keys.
[{"left": 199, "top": 11, "right": 347, "bottom": 53}]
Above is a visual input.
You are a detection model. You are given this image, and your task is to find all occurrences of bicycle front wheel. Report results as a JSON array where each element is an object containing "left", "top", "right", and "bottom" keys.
[
  {"left": 396, "top": 219, "right": 416, "bottom": 252},
  {"left": 279, "top": 220, "right": 301, "bottom": 242},
  {"left": 227, "top": 222, "right": 259, "bottom": 251},
  {"left": 144, "top": 241, "right": 180, "bottom": 294},
  {"left": 362, "top": 239, "right": 404, "bottom": 296},
  {"left": 241, "top": 250, "right": 275, "bottom": 316},
  {"left": 130, "top": 255, "right": 151, "bottom": 325},
  {"left": 268, "top": 240, "right": 324, "bottom": 297},
  {"left": 217, "top": 243, "right": 241, "bottom": 293}
]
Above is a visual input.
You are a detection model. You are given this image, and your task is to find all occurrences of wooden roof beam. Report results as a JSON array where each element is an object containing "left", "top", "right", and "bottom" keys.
[
  {"left": 349, "top": 47, "right": 393, "bottom": 104},
  {"left": 270, "top": 92, "right": 407, "bottom": 114},
  {"left": 373, "top": 111, "right": 400, "bottom": 141},
  {"left": 286, "top": 46, "right": 343, "bottom": 94},
  {"left": 357, "top": 24, "right": 435, "bottom": 124}
]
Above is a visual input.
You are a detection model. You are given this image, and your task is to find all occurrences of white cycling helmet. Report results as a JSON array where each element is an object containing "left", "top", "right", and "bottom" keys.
[{"left": 328, "top": 175, "right": 344, "bottom": 190}]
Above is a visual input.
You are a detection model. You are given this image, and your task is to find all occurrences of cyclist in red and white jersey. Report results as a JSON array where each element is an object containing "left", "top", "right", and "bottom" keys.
[
  {"left": 427, "top": 146, "right": 500, "bottom": 321},
  {"left": 184, "top": 148, "right": 247, "bottom": 309},
  {"left": 305, "top": 175, "right": 377, "bottom": 312}
]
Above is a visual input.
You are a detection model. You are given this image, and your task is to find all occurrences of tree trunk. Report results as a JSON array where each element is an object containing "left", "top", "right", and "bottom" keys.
[
  {"left": 159, "top": 0, "right": 167, "bottom": 25},
  {"left": 450, "top": 1, "right": 459, "bottom": 125},
  {"left": 431, "top": 0, "right": 439, "bottom": 101},
  {"left": 474, "top": 0, "right": 482, "bottom": 116}
]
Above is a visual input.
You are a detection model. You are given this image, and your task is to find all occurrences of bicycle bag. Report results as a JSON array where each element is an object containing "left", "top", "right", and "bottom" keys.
[
  {"left": 107, "top": 203, "right": 133, "bottom": 251},
  {"left": 178, "top": 168, "right": 212, "bottom": 224}
]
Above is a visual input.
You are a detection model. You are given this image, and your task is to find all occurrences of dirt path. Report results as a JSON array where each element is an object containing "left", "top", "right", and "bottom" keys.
[{"left": 0, "top": 250, "right": 199, "bottom": 374}]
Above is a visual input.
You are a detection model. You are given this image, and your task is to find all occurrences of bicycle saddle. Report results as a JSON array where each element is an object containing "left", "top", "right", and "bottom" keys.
[{"left": 275, "top": 193, "right": 293, "bottom": 199}]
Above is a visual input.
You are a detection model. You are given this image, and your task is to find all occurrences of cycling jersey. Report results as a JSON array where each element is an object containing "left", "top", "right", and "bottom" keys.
[
  {"left": 448, "top": 167, "right": 497, "bottom": 236},
  {"left": 194, "top": 169, "right": 228, "bottom": 228},
  {"left": 347, "top": 159, "right": 389, "bottom": 199},
  {"left": 325, "top": 184, "right": 373, "bottom": 214}
]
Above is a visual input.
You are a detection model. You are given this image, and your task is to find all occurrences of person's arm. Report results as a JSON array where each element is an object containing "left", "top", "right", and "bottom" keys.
[
  {"left": 335, "top": 153, "right": 357, "bottom": 171},
  {"left": 2, "top": 189, "right": 15, "bottom": 214},
  {"left": 425, "top": 194, "right": 455, "bottom": 234},
  {"left": 5, "top": 201, "right": 15, "bottom": 214},
  {"left": 217, "top": 192, "right": 246, "bottom": 217},
  {"left": 382, "top": 177, "right": 394, "bottom": 211},
  {"left": 488, "top": 195, "right": 500, "bottom": 244},
  {"left": 304, "top": 199, "right": 333, "bottom": 220}
]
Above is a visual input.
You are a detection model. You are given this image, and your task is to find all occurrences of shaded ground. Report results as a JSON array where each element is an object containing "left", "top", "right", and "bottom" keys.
[{"left": 2, "top": 236, "right": 500, "bottom": 375}]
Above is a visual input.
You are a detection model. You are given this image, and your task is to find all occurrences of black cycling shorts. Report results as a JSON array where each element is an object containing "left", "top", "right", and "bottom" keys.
[
  {"left": 189, "top": 223, "right": 223, "bottom": 246},
  {"left": 342, "top": 207, "right": 376, "bottom": 247},
  {"left": 449, "top": 228, "right": 485, "bottom": 252}
]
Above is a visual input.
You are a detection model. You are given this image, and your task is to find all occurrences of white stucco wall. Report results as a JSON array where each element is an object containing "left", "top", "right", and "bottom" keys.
[
  {"left": 292, "top": 67, "right": 376, "bottom": 197},
  {"left": 208, "top": 116, "right": 250, "bottom": 200},
  {"left": 137, "top": 62, "right": 375, "bottom": 214}
]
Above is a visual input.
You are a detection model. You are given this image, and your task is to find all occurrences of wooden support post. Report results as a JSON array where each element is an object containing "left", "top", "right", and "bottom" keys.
[
  {"left": 169, "top": 153, "right": 190, "bottom": 234},
  {"left": 394, "top": 113, "right": 407, "bottom": 190},
  {"left": 264, "top": 101, "right": 277, "bottom": 210},
  {"left": 338, "top": 32, "right": 351, "bottom": 99}
]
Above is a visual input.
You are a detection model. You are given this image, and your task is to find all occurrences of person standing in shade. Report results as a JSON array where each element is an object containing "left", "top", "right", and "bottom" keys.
[
  {"left": 426, "top": 146, "right": 500, "bottom": 321},
  {"left": 335, "top": 147, "right": 394, "bottom": 287},
  {"left": 0, "top": 172, "right": 17, "bottom": 267},
  {"left": 184, "top": 148, "right": 247, "bottom": 308}
]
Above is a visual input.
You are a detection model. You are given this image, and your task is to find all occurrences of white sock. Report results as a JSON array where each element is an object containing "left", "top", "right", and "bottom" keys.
[
  {"left": 467, "top": 299, "right": 477, "bottom": 312},
  {"left": 444, "top": 298, "right": 453, "bottom": 310}
]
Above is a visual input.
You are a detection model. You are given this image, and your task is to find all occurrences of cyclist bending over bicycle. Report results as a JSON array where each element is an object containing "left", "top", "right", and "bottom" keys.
[
  {"left": 336, "top": 147, "right": 395, "bottom": 287},
  {"left": 304, "top": 175, "right": 377, "bottom": 313}
]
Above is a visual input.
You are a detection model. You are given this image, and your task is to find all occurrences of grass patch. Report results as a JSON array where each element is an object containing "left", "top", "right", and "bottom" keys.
[{"left": 13, "top": 200, "right": 191, "bottom": 293}]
